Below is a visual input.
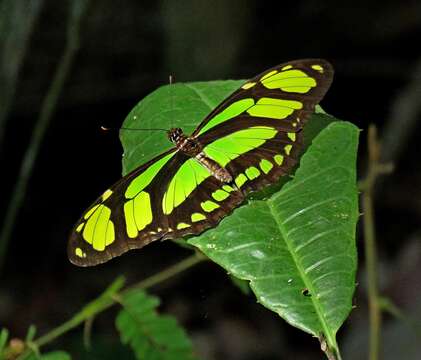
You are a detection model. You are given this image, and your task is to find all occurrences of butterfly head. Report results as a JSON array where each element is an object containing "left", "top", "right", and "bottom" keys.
[{"left": 168, "top": 127, "right": 184, "bottom": 144}]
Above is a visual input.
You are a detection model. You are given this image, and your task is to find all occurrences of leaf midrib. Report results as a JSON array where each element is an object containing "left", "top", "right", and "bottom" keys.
[
  {"left": 263, "top": 127, "right": 356, "bottom": 349},
  {"left": 266, "top": 198, "right": 336, "bottom": 346}
]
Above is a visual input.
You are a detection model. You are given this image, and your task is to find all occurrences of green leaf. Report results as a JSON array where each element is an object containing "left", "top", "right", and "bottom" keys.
[
  {"left": 25, "top": 325, "right": 37, "bottom": 343},
  {"left": 120, "top": 80, "right": 359, "bottom": 353},
  {"left": 26, "top": 351, "right": 71, "bottom": 360},
  {"left": 0, "top": 328, "right": 9, "bottom": 353},
  {"left": 189, "top": 121, "right": 359, "bottom": 351},
  {"left": 115, "top": 289, "right": 196, "bottom": 360}
]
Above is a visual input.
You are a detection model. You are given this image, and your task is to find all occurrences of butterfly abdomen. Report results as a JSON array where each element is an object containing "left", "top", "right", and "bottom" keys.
[{"left": 196, "top": 152, "right": 233, "bottom": 183}]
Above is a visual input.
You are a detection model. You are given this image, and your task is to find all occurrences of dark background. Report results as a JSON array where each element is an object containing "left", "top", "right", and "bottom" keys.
[{"left": 1, "top": 0, "right": 421, "bottom": 359}]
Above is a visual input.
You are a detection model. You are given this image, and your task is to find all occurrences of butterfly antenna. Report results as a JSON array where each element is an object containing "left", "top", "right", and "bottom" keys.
[{"left": 101, "top": 126, "right": 168, "bottom": 132}]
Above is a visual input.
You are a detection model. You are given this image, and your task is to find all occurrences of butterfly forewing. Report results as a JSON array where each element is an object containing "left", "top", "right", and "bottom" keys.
[
  {"left": 68, "top": 59, "right": 333, "bottom": 266},
  {"left": 68, "top": 149, "right": 177, "bottom": 266},
  {"left": 193, "top": 59, "right": 333, "bottom": 137},
  {"left": 194, "top": 59, "right": 332, "bottom": 196}
]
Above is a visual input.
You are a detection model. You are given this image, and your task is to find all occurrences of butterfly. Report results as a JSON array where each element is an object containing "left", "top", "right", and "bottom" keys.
[{"left": 68, "top": 59, "right": 334, "bottom": 266}]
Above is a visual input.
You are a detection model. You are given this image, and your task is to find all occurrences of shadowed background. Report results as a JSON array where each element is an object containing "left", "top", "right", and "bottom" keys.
[{"left": 1, "top": 0, "right": 421, "bottom": 359}]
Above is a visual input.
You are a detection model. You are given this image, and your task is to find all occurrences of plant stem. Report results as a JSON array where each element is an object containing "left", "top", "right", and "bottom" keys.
[
  {"left": 319, "top": 334, "right": 342, "bottom": 360},
  {"left": 27, "top": 252, "right": 206, "bottom": 354},
  {"left": 361, "top": 125, "right": 393, "bottom": 360},
  {"left": 363, "top": 186, "right": 380, "bottom": 360},
  {"left": 0, "top": 0, "right": 90, "bottom": 274}
]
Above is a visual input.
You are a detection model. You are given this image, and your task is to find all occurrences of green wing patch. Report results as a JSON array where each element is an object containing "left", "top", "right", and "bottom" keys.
[{"left": 162, "top": 158, "right": 211, "bottom": 215}]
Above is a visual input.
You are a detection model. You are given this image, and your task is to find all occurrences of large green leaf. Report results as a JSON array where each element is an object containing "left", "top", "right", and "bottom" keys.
[
  {"left": 189, "top": 121, "right": 359, "bottom": 352},
  {"left": 120, "top": 81, "right": 359, "bottom": 354},
  {"left": 115, "top": 289, "right": 196, "bottom": 360}
]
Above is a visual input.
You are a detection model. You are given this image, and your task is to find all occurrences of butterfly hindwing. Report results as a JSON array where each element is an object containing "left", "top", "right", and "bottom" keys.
[
  {"left": 69, "top": 59, "right": 333, "bottom": 266},
  {"left": 159, "top": 169, "right": 243, "bottom": 240},
  {"left": 208, "top": 128, "right": 303, "bottom": 194},
  {"left": 68, "top": 149, "right": 243, "bottom": 266}
]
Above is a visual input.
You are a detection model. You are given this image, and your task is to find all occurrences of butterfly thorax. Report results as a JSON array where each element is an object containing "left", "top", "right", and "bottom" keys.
[
  {"left": 168, "top": 127, "right": 202, "bottom": 156},
  {"left": 168, "top": 127, "right": 233, "bottom": 183}
]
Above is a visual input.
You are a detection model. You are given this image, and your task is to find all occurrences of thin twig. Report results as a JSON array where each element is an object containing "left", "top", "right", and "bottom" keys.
[
  {"left": 34, "top": 252, "right": 206, "bottom": 349},
  {"left": 360, "top": 125, "right": 393, "bottom": 360},
  {"left": 11, "top": 251, "right": 206, "bottom": 360},
  {"left": 0, "top": 0, "right": 90, "bottom": 273}
]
